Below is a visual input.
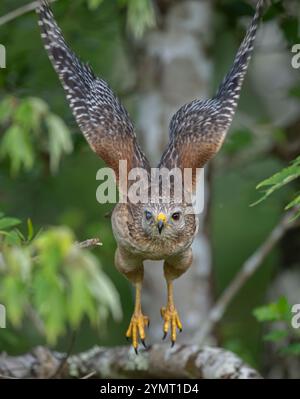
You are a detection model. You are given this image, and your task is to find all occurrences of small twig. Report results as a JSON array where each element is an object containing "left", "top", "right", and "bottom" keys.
[
  {"left": 0, "top": 0, "right": 58, "bottom": 26},
  {"left": 0, "top": 373, "right": 18, "bottom": 379},
  {"left": 196, "top": 208, "right": 300, "bottom": 344},
  {"left": 51, "top": 330, "right": 77, "bottom": 379},
  {"left": 76, "top": 238, "right": 102, "bottom": 249},
  {"left": 81, "top": 370, "right": 96, "bottom": 379}
]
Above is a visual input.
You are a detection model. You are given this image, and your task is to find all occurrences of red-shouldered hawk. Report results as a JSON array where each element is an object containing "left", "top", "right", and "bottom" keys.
[{"left": 37, "top": 0, "right": 265, "bottom": 353}]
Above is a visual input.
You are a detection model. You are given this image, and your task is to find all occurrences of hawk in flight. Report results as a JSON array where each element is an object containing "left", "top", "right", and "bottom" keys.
[{"left": 37, "top": 0, "right": 265, "bottom": 352}]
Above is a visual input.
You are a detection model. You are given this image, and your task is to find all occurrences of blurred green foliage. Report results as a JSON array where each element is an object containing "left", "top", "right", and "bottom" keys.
[
  {"left": 254, "top": 156, "right": 300, "bottom": 218},
  {"left": 254, "top": 297, "right": 300, "bottom": 357},
  {"left": 0, "top": 214, "right": 121, "bottom": 344},
  {"left": 121, "top": 0, "right": 156, "bottom": 38},
  {"left": 254, "top": 296, "right": 291, "bottom": 323},
  {"left": 0, "top": 96, "right": 73, "bottom": 175},
  {"left": 86, "top": 0, "right": 156, "bottom": 37}
]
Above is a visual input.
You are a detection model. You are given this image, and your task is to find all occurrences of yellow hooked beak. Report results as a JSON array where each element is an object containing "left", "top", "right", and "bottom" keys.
[{"left": 156, "top": 213, "right": 167, "bottom": 234}]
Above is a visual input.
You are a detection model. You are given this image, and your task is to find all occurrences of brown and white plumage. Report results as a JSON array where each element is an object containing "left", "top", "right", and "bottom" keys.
[
  {"left": 159, "top": 0, "right": 264, "bottom": 187},
  {"left": 36, "top": 0, "right": 265, "bottom": 351},
  {"left": 36, "top": 0, "right": 149, "bottom": 181}
]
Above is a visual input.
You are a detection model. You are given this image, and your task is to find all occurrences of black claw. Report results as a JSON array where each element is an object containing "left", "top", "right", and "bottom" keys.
[
  {"left": 134, "top": 347, "right": 138, "bottom": 355},
  {"left": 126, "top": 336, "right": 130, "bottom": 341},
  {"left": 179, "top": 328, "right": 183, "bottom": 333},
  {"left": 162, "top": 332, "right": 167, "bottom": 340},
  {"left": 147, "top": 320, "right": 150, "bottom": 328},
  {"left": 171, "top": 340, "right": 175, "bottom": 348},
  {"left": 141, "top": 339, "right": 147, "bottom": 349}
]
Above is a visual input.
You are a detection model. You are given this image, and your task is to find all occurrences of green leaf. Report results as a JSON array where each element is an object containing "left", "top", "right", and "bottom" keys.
[
  {"left": 1, "top": 276, "right": 27, "bottom": 327},
  {"left": 88, "top": 262, "right": 122, "bottom": 321},
  {"left": 0, "top": 96, "right": 15, "bottom": 124},
  {"left": 126, "top": 0, "right": 156, "bottom": 38},
  {"left": 2, "top": 229, "right": 23, "bottom": 246},
  {"left": 2, "top": 246, "right": 32, "bottom": 280},
  {"left": 277, "top": 296, "right": 292, "bottom": 321},
  {"left": 27, "top": 218, "right": 34, "bottom": 241},
  {"left": 46, "top": 113, "right": 73, "bottom": 173},
  {"left": 0, "top": 124, "right": 34, "bottom": 175},
  {"left": 68, "top": 249, "right": 122, "bottom": 323},
  {"left": 28, "top": 97, "right": 49, "bottom": 133},
  {"left": 253, "top": 297, "right": 291, "bottom": 323},
  {"left": 0, "top": 217, "right": 21, "bottom": 230},
  {"left": 28, "top": 97, "right": 49, "bottom": 115},
  {"left": 44, "top": 289, "right": 66, "bottom": 345},
  {"left": 253, "top": 305, "right": 278, "bottom": 322},
  {"left": 32, "top": 270, "right": 66, "bottom": 344},
  {"left": 285, "top": 193, "right": 300, "bottom": 210},
  {"left": 14, "top": 100, "right": 34, "bottom": 131},
  {"left": 252, "top": 156, "right": 300, "bottom": 206},
  {"left": 34, "top": 228, "right": 74, "bottom": 275},
  {"left": 263, "top": 329, "right": 289, "bottom": 342},
  {"left": 15, "top": 228, "right": 25, "bottom": 242},
  {"left": 66, "top": 268, "right": 97, "bottom": 327}
]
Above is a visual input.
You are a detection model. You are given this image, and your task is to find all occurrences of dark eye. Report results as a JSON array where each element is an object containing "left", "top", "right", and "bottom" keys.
[
  {"left": 145, "top": 211, "right": 152, "bottom": 221},
  {"left": 172, "top": 212, "right": 181, "bottom": 221}
]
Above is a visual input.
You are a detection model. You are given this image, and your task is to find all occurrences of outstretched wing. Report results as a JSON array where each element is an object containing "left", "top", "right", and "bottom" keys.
[
  {"left": 159, "top": 0, "right": 265, "bottom": 184},
  {"left": 36, "top": 1, "right": 149, "bottom": 181}
]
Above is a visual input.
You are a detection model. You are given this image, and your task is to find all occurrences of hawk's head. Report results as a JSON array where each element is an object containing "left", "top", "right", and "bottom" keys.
[{"left": 141, "top": 203, "right": 193, "bottom": 240}]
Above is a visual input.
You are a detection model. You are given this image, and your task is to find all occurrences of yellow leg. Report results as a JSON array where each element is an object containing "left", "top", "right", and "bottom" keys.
[
  {"left": 161, "top": 280, "right": 182, "bottom": 347},
  {"left": 126, "top": 282, "right": 149, "bottom": 354}
]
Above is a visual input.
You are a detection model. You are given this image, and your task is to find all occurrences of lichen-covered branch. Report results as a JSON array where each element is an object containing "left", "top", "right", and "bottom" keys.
[
  {"left": 76, "top": 238, "right": 102, "bottom": 249},
  {"left": 0, "top": 344, "right": 261, "bottom": 379}
]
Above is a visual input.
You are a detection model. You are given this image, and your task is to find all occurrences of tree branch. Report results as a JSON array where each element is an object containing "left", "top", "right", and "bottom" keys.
[
  {"left": 196, "top": 208, "right": 300, "bottom": 344},
  {"left": 76, "top": 238, "right": 102, "bottom": 249},
  {"left": 0, "top": 344, "right": 261, "bottom": 379},
  {"left": 0, "top": 0, "right": 58, "bottom": 26}
]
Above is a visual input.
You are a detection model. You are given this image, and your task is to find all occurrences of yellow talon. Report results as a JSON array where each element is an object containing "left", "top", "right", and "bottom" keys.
[
  {"left": 161, "top": 305, "right": 182, "bottom": 345},
  {"left": 161, "top": 280, "right": 182, "bottom": 346},
  {"left": 126, "top": 312, "right": 149, "bottom": 353},
  {"left": 126, "top": 282, "right": 149, "bottom": 353}
]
